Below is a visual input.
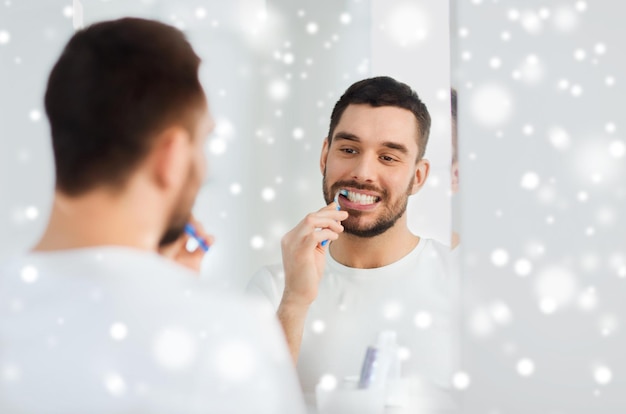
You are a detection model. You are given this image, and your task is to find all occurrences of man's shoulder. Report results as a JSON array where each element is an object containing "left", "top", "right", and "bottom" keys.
[
  {"left": 245, "top": 262, "right": 285, "bottom": 310},
  {"left": 418, "top": 237, "right": 454, "bottom": 258},
  {"left": 249, "top": 262, "right": 285, "bottom": 285}
]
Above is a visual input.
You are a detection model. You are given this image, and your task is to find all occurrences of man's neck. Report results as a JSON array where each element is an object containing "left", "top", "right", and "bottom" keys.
[
  {"left": 33, "top": 186, "right": 163, "bottom": 253},
  {"left": 329, "top": 221, "right": 420, "bottom": 269}
]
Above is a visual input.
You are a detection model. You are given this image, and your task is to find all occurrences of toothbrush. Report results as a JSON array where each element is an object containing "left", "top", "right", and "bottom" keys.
[
  {"left": 321, "top": 189, "right": 348, "bottom": 247},
  {"left": 184, "top": 223, "right": 210, "bottom": 252}
]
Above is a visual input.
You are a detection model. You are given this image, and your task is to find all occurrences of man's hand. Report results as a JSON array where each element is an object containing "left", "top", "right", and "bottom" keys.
[
  {"left": 158, "top": 217, "right": 214, "bottom": 274},
  {"left": 281, "top": 202, "right": 348, "bottom": 306},
  {"left": 278, "top": 202, "right": 348, "bottom": 363}
]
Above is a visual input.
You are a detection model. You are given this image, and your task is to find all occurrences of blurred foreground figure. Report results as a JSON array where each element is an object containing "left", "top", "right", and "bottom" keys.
[{"left": 0, "top": 18, "right": 305, "bottom": 414}]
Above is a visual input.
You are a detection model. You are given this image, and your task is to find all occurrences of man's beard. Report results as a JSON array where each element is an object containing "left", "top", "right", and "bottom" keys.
[
  {"left": 322, "top": 175, "right": 412, "bottom": 238},
  {"left": 158, "top": 164, "right": 196, "bottom": 248},
  {"left": 158, "top": 218, "right": 188, "bottom": 248}
]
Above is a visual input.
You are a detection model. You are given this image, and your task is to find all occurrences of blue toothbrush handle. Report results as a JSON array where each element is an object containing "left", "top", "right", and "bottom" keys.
[
  {"left": 184, "top": 224, "right": 210, "bottom": 252},
  {"left": 320, "top": 202, "right": 342, "bottom": 247}
]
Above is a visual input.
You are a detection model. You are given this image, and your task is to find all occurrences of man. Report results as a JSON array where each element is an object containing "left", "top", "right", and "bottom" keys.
[
  {"left": 0, "top": 18, "right": 305, "bottom": 413},
  {"left": 247, "top": 77, "right": 459, "bottom": 408}
]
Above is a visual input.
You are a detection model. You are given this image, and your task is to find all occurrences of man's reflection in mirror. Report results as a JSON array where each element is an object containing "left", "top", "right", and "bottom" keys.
[{"left": 247, "top": 77, "right": 460, "bottom": 411}]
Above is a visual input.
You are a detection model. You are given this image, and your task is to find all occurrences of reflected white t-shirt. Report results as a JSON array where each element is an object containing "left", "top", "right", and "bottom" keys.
[
  {"left": 0, "top": 247, "right": 306, "bottom": 414},
  {"left": 247, "top": 238, "right": 459, "bottom": 399}
]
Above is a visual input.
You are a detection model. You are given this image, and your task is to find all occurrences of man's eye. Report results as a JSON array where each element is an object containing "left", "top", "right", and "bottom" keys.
[
  {"left": 380, "top": 155, "right": 396, "bottom": 162},
  {"left": 341, "top": 148, "right": 357, "bottom": 154}
]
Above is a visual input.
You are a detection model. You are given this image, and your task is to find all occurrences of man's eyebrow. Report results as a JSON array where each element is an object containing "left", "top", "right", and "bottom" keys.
[
  {"left": 334, "top": 132, "right": 411, "bottom": 155},
  {"left": 333, "top": 132, "right": 360, "bottom": 142},
  {"left": 382, "top": 141, "right": 409, "bottom": 154}
]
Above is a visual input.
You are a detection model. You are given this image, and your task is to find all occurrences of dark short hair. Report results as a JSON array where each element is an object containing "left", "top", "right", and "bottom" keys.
[
  {"left": 327, "top": 76, "right": 431, "bottom": 160},
  {"left": 44, "top": 18, "right": 205, "bottom": 195}
]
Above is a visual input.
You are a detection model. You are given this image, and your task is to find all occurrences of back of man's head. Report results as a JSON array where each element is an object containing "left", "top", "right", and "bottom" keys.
[
  {"left": 327, "top": 76, "right": 431, "bottom": 160},
  {"left": 44, "top": 18, "right": 206, "bottom": 196}
]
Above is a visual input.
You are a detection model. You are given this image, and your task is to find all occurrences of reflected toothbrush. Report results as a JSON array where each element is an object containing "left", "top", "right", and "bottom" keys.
[
  {"left": 184, "top": 223, "right": 210, "bottom": 252},
  {"left": 321, "top": 189, "right": 348, "bottom": 247}
]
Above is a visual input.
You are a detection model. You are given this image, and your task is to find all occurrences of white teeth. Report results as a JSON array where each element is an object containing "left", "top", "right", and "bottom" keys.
[{"left": 346, "top": 191, "right": 377, "bottom": 205}]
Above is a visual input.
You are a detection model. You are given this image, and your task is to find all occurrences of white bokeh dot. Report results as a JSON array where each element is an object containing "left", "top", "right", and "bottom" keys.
[
  {"left": 195, "top": 7, "right": 207, "bottom": 19},
  {"left": 514, "top": 259, "right": 533, "bottom": 277},
  {"left": 414, "top": 311, "right": 433, "bottom": 329},
  {"left": 521, "top": 11, "right": 542, "bottom": 35},
  {"left": 453, "top": 371, "right": 471, "bottom": 390},
  {"left": 517, "top": 358, "right": 535, "bottom": 377},
  {"left": 608, "top": 140, "right": 625, "bottom": 158},
  {"left": 25, "top": 206, "right": 39, "bottom": 220},
  {"left": 604, "top": 122, "right": 616, "bottom": 133},
  {"left": 521, "top": 172, "right": 540, "bottom": 190},
  {"left": 20, "top": 265, "right": 38, "bottom": 284},
  {"left": 594, "top": 43, "right": 607, "bottom": 55},
  {"left": 489, "top": 57, "right": 502, "bottom": 69},
  {"left": 292, "top": 128, "right": 304, "bottom": 140},
  {"left": 539, "top": 297, "right": 557, "bottom": 314},
  {"left": 110, "top": 322, "right": 128, "bottom": 341},
  {"left": 282, "top": 53, "right": 294, "bottom": 65},
  {"left": 577, "top": 287, "right": 597, "bottom": 311},
  {"left": 306, "top": 22, "right": 318, "bottom": 34},
  {"left": 470, "top": 84, "right": 513, "bottom": 128},
  {"left": 519, "top": 54, "right": 544, "bottom": 84},
  {"left": 397, "top": 347, "right": 411, "bottom": 361},
  {"left": 384, "top": 4, "right": 430, "bottom": 47},
  {"left": 153, "top": 328, "right": 197, "bottom": 370},
  {"left": 535, "top": 266, "right": 578, "bottom": 311},
  {"left": 553, "top": 7, "right": 579, "bottom": 32},
  {"left": 508, "top": 9, "right": 520, "bottom": 21},
  {"left": 490, "top": 301, "right": 512, "bottom": 325},
  {"left": 491, "top": 249, "right": 509, "bottom": 267},
  {"left": 522, "top": 124, "right": 534, "bottom": 135},
  {"left": 548, "top": 126, "right": 571, "bottom": 150},
  {"left": 62, "top": 5, "right": 73, "bottom": 18},
  {"left": 383, "top": 302, "right": 403, "bottom": 320},
  {"left": 261, "top": 187, "right": 276, "bottom": 202},
  {"left": 0, "top": 30, "right": 10, "bottom": 45},
  {"left": 29, "top": 110, "right": 42, "bottom": 122},
  {"left": 209, "top": 138, "right": 227, "bottom": 155},
  {"left": 215, "top": 340, "right": 257, "bottom": 382},
  {"left": 340, "top": 13, "right": 351, "bottom": 24},
  {"left": 104, "top": 373, "right": 126, "bottom": 397},
  {"left": 250, "top": 235, "right": 265, "bottom": 250},
  {"left": 311, "top": 320, "right": 326, "bottom": 334},
  {"left": 593, "top": 365, "right": 612, "bottom": 385},
  {"left": 558, "top": 79, "right": 570, "bottom": 90},
  {"left": 229, "top": 183, "right": 242, "bottom": 195},
  {"left": 573, "top": 49, "right": 586, "bottom": 61},
  {"left": 268, "top": 79, "right": 289, "bottom": 101},
  {"left": 571, "top": 84, "right": 583, "bottom": 96},
  {"left": 318, "top": 374, "right": 338, "bottom": 391}
]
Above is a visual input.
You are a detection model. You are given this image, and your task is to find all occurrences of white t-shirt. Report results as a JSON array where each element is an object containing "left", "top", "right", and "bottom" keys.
[
  {"left": 0, "top": 247, "right": 306, "bottom": 414},
  {"left": 247, "top": 238, "right": 459, "bottom": 408}
]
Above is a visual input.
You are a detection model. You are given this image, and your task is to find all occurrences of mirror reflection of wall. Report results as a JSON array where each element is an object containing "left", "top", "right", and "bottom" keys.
[{"left": 0, "top": 0, "right": 452, "bottom": 290}]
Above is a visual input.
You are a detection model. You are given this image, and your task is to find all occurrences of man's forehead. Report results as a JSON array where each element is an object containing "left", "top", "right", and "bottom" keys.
[{"left": 333, "top": 104, "right": 421, "bottom": 149}]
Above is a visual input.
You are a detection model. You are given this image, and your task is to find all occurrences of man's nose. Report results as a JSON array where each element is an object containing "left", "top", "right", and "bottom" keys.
[{"left": 350, "top": 155, "right": 376, "bottom": 183}]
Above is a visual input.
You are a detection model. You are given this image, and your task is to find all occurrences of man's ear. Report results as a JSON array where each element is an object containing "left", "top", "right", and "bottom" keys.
[
  {"left": 320, "top": 138, "right": 330, "bottom": 175},
  {"left": 410, "top": 158, "right": 430, "bottom": 195},
  {"left": 150, "top": 127, "right": 190, "bottom": 190}
]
